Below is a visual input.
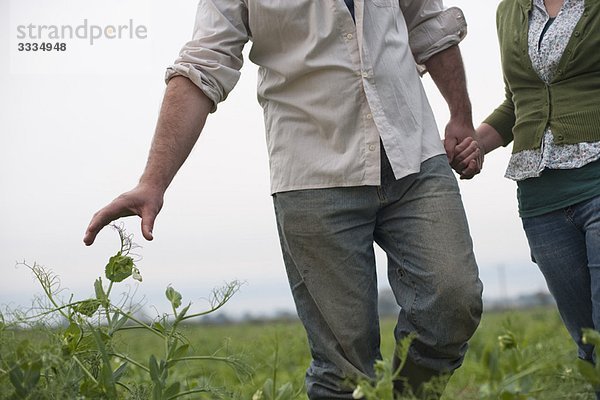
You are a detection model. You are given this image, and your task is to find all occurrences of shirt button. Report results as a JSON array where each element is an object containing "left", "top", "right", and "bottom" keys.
[
  {"left": 362, "top": 71, "right": 369, "bottom": 78},
  {"left": 368, "top": 144, "right": 376, "bottom": 151},
  {"left": 345, "top": 33, "right": 354, "bottom": 40},
  {"left": 366, "top": 113, "right": 373, "bottom": 119}
]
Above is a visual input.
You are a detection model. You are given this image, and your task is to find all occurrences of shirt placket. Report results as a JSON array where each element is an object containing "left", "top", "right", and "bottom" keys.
[{"left": 353, "top": 0, "right": 384, "bottom": 184}]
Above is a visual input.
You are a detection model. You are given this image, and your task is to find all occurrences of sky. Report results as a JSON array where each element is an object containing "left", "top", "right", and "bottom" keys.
[{"left": 0, "top": 0, "right": 549, "bottom": 320}]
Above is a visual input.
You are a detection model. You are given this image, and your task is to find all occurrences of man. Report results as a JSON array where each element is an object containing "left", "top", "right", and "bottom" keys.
[{"left": 84, "top": 1, "right": 483, "bottom": 398}]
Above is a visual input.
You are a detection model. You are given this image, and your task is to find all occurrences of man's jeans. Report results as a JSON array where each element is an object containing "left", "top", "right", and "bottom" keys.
[
  {"left": 273, "top": 154, "right": 483, "bottom": 399},
  {"left": 522, "top": 195, "right": 600, "bottom": 363}
]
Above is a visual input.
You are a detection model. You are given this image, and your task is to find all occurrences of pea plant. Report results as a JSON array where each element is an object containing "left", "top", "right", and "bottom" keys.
[
  {"left": 578, "top": 329, "right": 600, "bottom": 392},
  {"left": 349, "top": 334, "right": 444, "bottom": 400},
  {"left": 0, "top": 224, "right": 248, "bottom": 399}
]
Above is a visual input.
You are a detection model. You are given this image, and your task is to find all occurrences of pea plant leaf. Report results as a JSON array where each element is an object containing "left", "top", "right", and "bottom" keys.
[
  {"left": 165, "top": 286, "right": 182, "bottom": 310},
  {"left": 105, "top": 252, "right": 134, "bottom": 283},
  {"left": 73, "top": 299, "right": 101, "bottom": 317},
  {"left": 62, "top": 322, "right": 83, "bottom": 354}
]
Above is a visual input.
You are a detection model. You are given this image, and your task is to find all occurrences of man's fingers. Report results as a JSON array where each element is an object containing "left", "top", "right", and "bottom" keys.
[
  {"left": 84, "top": 211, "right": 121, "bottom": 245},
  {"left": 141, "top": 211, "right": 156, "bottom": 241},
  {"left": 84, "top": 213, "right": 113, "bottom": 246},
  {"left": 453, "top": 141, "right": 481, "bottom": 170},
  {"left": 459, "top": 159, "right": 479, "bottom": 180},
  {"left": 444, "top": 137, "right": 458, "bottom": 162},
  {"left": 448, "top": 132, "right": 484, "bottom": 179},
  {"left": 83, "top": 199, "right": 137, "bottom": 246},
  {"left": 83, "top": 224, "right": 99, "bottom": 246},
  {"left": 460, "top": 148, "right": 481, "bottom": 168},
  {"left": 454, "top": 136, "right": 473, "bottom": 154}
]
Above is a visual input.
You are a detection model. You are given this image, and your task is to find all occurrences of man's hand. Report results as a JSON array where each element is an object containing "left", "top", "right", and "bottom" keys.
[
  {"left": 83, "top": 184, "right": 164, "bottom": 246},
  {"left": 443, "top": 117, "right": 474, "bottom": 162},
  {"left": 443, "top": 118, "right": 483, "bottom": 179},
  {"left": 451, "top": 136, "right": 484, "bottom": 180}
]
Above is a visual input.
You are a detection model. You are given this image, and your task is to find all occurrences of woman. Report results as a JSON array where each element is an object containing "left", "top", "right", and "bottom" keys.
[{"left": 456, "top": 0, "right": 600, "bottom": 385}]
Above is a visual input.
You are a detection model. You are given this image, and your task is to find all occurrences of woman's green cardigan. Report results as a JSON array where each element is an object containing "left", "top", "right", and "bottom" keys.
[{"left": 484, "top": 0, "right": 600, "bottom": 153}]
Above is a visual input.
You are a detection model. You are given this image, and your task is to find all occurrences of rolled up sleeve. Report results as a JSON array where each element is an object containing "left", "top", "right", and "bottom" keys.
[
  {"left": 401, "top": 0, "right": 467, "bottom": 65},
  {"left": 165, "top": 0, "right": 249, "bottom": 112}
]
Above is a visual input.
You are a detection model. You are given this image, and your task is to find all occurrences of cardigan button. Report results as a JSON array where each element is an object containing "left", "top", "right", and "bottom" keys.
[{"left": 574, "top": 31, "right": 581, "bottom": 37}]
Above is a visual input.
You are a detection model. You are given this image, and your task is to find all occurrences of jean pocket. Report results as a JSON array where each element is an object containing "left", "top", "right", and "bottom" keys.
[{"left": 369, "top": 0, "right": 399, "bottom": 7}]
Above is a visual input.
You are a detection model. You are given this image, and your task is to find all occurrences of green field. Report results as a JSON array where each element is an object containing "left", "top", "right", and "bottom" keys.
[
  {"left": 2, "top": 306, "right": 600, "bottom": 399},
  {"left": 2, "top": 229, "right": 598, "bottom": 399}
]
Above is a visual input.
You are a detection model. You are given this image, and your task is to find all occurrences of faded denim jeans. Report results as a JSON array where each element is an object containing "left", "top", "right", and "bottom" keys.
[
  {"left": 273, "top": 154, "right": 483, "bottom": 399},
  {"left": 522, "top": 194, "right": 600, "bottom": 399}
]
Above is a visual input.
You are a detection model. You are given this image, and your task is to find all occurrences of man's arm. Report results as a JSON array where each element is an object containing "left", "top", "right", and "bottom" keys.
[
  {"left": 424, "top": 45, "right": 483, "bottom": 179},
  {"left": 83, "top": 76, "right": 213, "bottom": 245}
]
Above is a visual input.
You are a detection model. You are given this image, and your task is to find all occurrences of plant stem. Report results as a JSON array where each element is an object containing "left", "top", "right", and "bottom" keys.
[
  {"left": 116, "top": 381, "right": 133, "bottom": 393},
  {"left": 14, "top": 301, "right": 88, "bottom": 322},
  {"left": 169, "top": 355, "right": 234, "bottom": 362},
  {"left": 168, "top": 355, "right": 245, "bottom": 371},
  {"left": 272, "top": 338, "right": 279, "bottom": 400},
  {"left": 179, "top": 303, "right": 228, "bottom": 322},
  {"left": 105, "top": 281, "right": 115, "bottom": 326},
  {"left": 31, "top": 265, "right": 70, "bottom": 321},
  {"left": 116, "top": 312, "right": 165, "bottom": 340},
  {"left": 106, "top": 281, "right": 115, "bottom": 299},
  {"left": 167, "top": 388, "right": 213, "bottom": 399},
  {"left": 179, "top": 283, "right": 239, "bottom": 322},
  {"left": 109, "top": 352, "right": 150, "bottom": 373},
  {"left": 73, "top": 355, "right": 99, "bottom": 385}
]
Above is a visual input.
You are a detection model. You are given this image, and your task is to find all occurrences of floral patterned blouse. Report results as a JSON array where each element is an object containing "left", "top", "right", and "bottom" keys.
[{"left": 505, "top": 0, "right": 600, "bottom": 181}]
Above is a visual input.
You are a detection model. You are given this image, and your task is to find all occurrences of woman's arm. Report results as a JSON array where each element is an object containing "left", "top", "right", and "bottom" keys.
[{"left": 476, "top": 123, "right": 505, "bottom": 155}]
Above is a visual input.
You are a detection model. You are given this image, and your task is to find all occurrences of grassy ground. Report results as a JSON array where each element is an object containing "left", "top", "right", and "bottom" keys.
[
  {"left": 2, "top": 306, "right": 598, "bottom": 399},
  {"left": 112, "top": 307, "right": 594, "bottom": 399}
]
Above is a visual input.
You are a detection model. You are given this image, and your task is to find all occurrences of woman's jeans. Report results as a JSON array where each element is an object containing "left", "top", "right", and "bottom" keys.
[
  {"left": 522, "top": 195, "right": 600, "bottom": 363},
  {"left": 272, "top": 154, "right": 483, "bottom": 399}
]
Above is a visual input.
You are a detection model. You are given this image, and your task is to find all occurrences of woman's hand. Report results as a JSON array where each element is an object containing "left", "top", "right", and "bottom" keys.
[{"left": 450, "top": 136, "right": 484, "bottom": 179}]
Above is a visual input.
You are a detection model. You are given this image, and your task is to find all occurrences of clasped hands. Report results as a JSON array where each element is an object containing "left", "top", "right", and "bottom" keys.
[
  {"left": 450, "top": 136, "right": 484, "bottom": 179},
  {"left": 444, "top": 120, "right": 484, "bottom": 180}
]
